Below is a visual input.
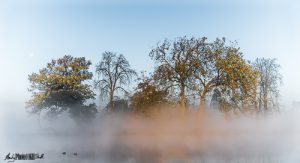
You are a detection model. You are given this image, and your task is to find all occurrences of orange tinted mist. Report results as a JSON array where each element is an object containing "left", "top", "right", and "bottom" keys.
[{"left": 100, "top": 109, "right": 269, "bottom": 162}]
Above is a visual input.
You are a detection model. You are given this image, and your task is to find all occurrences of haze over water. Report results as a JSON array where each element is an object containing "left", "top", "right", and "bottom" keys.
[
  {"left": 1, "top": 102, "right": 300, "bottom": 163},
  {"left": 1, "top": 0, "right": 300, "bottom": 163}
]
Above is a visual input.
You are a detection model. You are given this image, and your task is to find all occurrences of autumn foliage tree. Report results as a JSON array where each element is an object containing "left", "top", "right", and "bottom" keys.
[
  {"left": 27, "top": 55, "right": 97, "bottom": 121},
  {"left": 191, "top": 37, "right": 225, "bottom": 112},
  {"left": 150, "top": 37, "right": 202, "bottom": 109},
  {"left": 26, "top": 36, "right": 282, "bottom": 119},
  {"left": 216, "top": 49, "right": 259, "bottom": 113},
  {"left": 150, "top": 36, "right": 260, "bottom": 113},
  {"left": 130, "top": 75, "right": 169, "bottom": 113}
]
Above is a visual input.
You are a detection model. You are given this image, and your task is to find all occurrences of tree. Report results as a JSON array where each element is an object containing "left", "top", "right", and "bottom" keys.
[
  {"left": 95, "top": 51, "right": 137, "bottom": 112},
  {"left": 191, "top": 37, "right": 225, "bottom": 112},
  {"left": 150, "top": 37, "right": 203, "bottom": 109},
  {"left": 191, "top": 38, "right": 259, "bottom": 113},
  {"left": 150, "top": 36, "right": 260, "bottom": 115},
  {"left": 216, "top": 50, "right": 259, "bottom": 113},
  {"left": 254, "top": 58, "right": 281, "bottom": 114},
  {"left": 27, "top": 55, "right": 97, "bottom": 121},
  {"left": 130, "top": 74, "right": 169, "bottom": 113}
]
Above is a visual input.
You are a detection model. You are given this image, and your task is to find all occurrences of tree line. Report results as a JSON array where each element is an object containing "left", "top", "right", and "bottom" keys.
[{"left": 26, "top": 36, "right": 282, "bottom": 121}]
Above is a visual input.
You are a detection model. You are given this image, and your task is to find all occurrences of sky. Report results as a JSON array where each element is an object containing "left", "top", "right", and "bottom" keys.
[{"left": 0, "top": 0, "right": 300, "bottom": 107}]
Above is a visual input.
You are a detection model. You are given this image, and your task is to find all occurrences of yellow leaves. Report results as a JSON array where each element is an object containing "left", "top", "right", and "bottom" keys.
[
  {"left": 27, "top": 55, "right": 95, "bottom": 114},
  {"left": 215, "top": 49, "right": 259, "bottom": 108},
  {"left": 131, "top": 77, "right": 169, "bottom": 112},
  {"left": 26, "top": 92, "right": 47, "bottom": 108}
]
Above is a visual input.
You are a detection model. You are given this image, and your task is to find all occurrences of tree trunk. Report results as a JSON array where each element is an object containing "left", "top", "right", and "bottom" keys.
[
  {"left": 263, "top": 93, "right": 268, "bottom": 114},
  {"left": 199, "top": 96, "right": 205, "bottom": 113},
  {"left": 258, "top": 91, "right": 262, "bottom": 113},
  {"left": 179, "top": 83, "right": 186, "bottom": 109},
  {"left": 108, "top": 92, "right": 114, "bottom": 112}
]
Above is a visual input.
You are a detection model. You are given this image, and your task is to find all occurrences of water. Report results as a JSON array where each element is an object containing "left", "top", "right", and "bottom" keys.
[{"left": 1, "top": 102, "right": 300, "bottom": 163}]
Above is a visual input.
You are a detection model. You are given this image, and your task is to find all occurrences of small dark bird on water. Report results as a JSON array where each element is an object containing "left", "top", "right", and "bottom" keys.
[
  {"left": 38, "top": 154, "right": 44, "bottom": 159},
  {"left": 4, "top": 153, "right": 11, "bottom": 160},
  {"left": 73, "top": 153, "right": 78, "bottom": 156},
  {"left": 61, "top": 152, "right": 66, "bottom": 155}
]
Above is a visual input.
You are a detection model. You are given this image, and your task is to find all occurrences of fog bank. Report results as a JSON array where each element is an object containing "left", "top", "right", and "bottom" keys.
[{"left": 1, "top": 102, "right": 300, "bottom": 163}]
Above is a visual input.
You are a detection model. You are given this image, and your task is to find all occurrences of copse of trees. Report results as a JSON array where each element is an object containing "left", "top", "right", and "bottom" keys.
[
  {"left": 150, "top": 37, "right": 259, "bottom": 113},
  {"left": 27, "top": 36, "right": 282, "bottom": 121}
]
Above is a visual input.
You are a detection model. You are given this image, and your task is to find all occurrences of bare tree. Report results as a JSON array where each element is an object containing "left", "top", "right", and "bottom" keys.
[
  {"left": 254, "top": 58, "right": 282, "bottom": 114},
  {"left": 95, "top": 51, "right": 137, "bottom": 112}
]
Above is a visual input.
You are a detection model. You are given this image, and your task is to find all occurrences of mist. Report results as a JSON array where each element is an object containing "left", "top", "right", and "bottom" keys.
[{"left": 1, "top": 101, "right": 299, "bottom": 163}]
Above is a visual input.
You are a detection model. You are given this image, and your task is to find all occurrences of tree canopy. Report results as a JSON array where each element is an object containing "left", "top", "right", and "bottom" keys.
[
  {"left": 27, "top": 55, "right": 97, "bottom": 121},
  {"left": 254, "top": 58, "right": 282, "bottom": 114},
  {"left": 130, "top": 74, "right": 170, "bottom": 113},
  {"left": 150, "top": 37, "right": 260, "bottom": 114},
  {"left": 26, "top": 36, "right": 283, "bottom": 120},
  {"left": 150, "top": 37, "right": 204, "bottom": 108},
  {"left": 95, "top": 51, "right": 137, "bottom": 112},
  {"left": 216, "top": 49, "right": 259, "bottom": 113}
]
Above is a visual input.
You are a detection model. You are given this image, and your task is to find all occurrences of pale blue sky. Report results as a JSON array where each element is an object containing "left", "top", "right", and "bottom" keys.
[{"left": 0, "top": 0, "right": 300, "bottom": 106}]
